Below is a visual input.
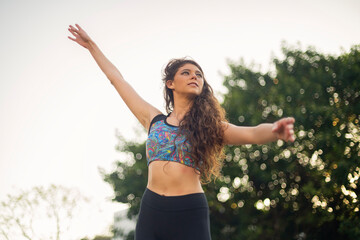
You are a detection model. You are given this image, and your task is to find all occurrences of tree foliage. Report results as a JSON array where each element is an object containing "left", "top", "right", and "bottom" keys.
[
  {"left": 0, "top": 184, "right": 87, "bottom": 240},
  {"left": 102, "top": 43, "right": 360, "bottom": 240},
  {"left": 80, "top": 235, "right": 112, "bottom": 240}
]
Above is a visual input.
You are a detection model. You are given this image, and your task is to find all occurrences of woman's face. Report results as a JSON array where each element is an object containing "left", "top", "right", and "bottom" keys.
[{"left": 166, "top": 63, "right": 204, "bottom": 97}]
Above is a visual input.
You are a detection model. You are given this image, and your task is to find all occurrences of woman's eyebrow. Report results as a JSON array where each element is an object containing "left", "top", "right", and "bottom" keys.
[{"left": 182, "top": 69, "right": 202, "bottom": 74}]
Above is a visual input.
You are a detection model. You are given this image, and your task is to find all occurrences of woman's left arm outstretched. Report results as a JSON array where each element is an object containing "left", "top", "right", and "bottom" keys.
[{"left": 222, "top": 117, "right": 296, "bottom": 145}]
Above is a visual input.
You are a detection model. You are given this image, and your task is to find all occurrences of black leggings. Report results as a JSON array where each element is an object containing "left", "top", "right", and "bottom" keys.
[{"left": 135, "top": 187, "right": 212, "bottom": 240}]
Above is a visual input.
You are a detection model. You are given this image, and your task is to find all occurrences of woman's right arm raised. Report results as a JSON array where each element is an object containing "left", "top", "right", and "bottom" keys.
[{"left": 67, "top": 24, "right": 162, "bottom": 131}]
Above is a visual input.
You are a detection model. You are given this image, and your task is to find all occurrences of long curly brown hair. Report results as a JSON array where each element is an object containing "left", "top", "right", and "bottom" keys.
[{"left": 162, "top": 57, "right": 229, "bottom": 184}]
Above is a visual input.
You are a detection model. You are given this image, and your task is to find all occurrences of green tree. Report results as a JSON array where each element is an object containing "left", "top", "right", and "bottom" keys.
[
  {"left": 92, "top": 236, "right": 112, "bottom": 240},
  {"left": 101, "top": 134, "right": 148, "bottom": 221},
  {"left": 0, "top": 184, "right": 88, "bottom": 240},
  {"left": 80, "top": 235, "right": 112, "bottom": 240},
  {"left": 102, "top": 42, "right": 360, "bottom": 240}
]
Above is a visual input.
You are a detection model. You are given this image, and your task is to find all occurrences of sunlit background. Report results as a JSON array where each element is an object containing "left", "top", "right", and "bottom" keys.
[{"left": 0, "top": 0, "right": 359, "bottom": 239}]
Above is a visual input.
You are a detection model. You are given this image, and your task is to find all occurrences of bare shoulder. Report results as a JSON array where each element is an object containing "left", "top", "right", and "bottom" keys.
[
  {"left": 149, "top": 108, "right": 163, "bottom": 122},
  {"left": 145, "top": 107, "right": 163, "bottom": 132}
]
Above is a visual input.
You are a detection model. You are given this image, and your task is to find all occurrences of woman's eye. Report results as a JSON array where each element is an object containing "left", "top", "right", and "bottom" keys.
[{"left": 182, "top": 71, "right": 202, "bottom": 77}]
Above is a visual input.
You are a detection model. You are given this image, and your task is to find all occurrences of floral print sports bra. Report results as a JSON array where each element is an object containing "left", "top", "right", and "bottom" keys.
[{"left": 146, "top": 112, "right": 201, "bottom": 171}]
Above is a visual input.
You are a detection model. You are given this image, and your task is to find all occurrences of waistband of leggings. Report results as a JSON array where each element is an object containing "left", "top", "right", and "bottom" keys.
[{"left": 142, "top": 187, "right": 208, "bottom": 211}]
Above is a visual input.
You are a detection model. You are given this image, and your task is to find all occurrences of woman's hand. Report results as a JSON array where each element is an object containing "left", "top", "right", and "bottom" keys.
[
  {"left": 67, "top": 24, "right": 92, "bottom": 49},
  {"left": 272, "top": 117, "right": 296, "bottom": 142}
]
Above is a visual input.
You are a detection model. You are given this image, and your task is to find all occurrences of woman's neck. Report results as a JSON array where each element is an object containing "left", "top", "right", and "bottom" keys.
[{"left": 171, "top": 95, "right": 194, "bottom": 121}]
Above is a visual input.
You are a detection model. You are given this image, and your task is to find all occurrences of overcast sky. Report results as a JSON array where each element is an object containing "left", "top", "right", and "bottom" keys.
[{"left": 0, "top": 0, "right": 359, "bottom": 238}]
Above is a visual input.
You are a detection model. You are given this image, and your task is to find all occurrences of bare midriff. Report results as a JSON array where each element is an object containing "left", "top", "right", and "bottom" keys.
[{"left": 147, "top": 160, "right": 204, "bottom": 196}]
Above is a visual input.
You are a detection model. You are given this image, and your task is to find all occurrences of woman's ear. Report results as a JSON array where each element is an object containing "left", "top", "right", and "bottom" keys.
[{"left": 166, "top": 80, "right": 175, "bottom": 90}]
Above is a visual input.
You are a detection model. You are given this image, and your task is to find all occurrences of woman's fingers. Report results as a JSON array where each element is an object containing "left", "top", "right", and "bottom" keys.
[
  {"left": 272, "top": 117, "right": 296, "bottom": 142},
  {"left": 69, "top": 24, "right": 78, "bottom": 31},
  {"left": 68, "top": 26, "right": 76, "bottom": 34},
  {"left": 67, "top": 27, "right": 76, "bottom": 40},
  {"left": 70, "top": 24, "right": 86, "bottom": 37},
  {"left": 68, "top": 26, "right": 84, "bottom": 41},
  {"left": 68, "top": 23, "right": 90, "bottom": 49},
  {"left": 69, "top": 25, "right": 80, "bottom": 36},
  {"left": 285, "top": 124, "right": 293, "bottom": 141},
  {"left": 287, "top": 128, "right": 295, "bottom": 142},
  {"left": 68, "top": 28, "right": 78, "bottom": 37},
  {"left": 69, "top": 25, "right": 76, "bottom": 32},
  {"left": 287, "top": 117, "right": 295, "bottom": 123},
  {"left": 68, "top": 28, "right": 80, "bottom": 43},
  {"left": 290, "top": 132, "right": 296, "bottom": 141},
  {"left": 75, "top": 23, "right": 83, "bottom": 31},
  {"left": 69, "top": 24, "right": 90, "bottom": 41}
]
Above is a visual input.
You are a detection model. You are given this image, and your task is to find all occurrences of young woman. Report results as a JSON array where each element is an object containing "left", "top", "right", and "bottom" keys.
[{"left": 68, "top": 23, "right": 295, "bottom": 240}]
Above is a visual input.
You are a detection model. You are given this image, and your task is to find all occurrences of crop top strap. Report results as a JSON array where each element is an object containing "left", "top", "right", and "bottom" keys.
[{"left": 148, "top": 113, "right": 166, "bottom": 135}]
